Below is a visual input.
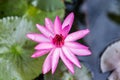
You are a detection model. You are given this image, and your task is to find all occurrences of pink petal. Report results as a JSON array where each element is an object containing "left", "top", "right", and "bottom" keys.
[
  {"left": 52, "top": 48, "right": 60, "bottom": 74},
  {"left": 54, "top": 16, "right": 62, "bottom": 34},
  {"left": 45, "top": 18, "right": 54, "bottom": 33},
  {"left": 64, "top": 42, "right": 88, "bottom": 49},
  {"left": 36, "top": 24, "right": 54, "bottom": 38},
  {"left": 69, "top": 48, "right": 91, "bottom": 56},
  {"left": 35, "top": 42, "right": 54, "bottom": 50},
  {"left": 62, "top": 12, "right": 74, "bottom": 29},
  {"left": 27, "top": 33, "right": 50, "bottom": 43},
  {"left": 65, "top": 29, "right": 90, "bottom": 41},
  {"left": 61, "top": 25, "right": 70, "bottom": 37},
  {"left": 60, "top": 48, "right": 74, "bottom": 74},
  {"left": 31, "top": 50, "right": 50, "bottom": 58},
  {"left": 42, "top": 49, "right": 54, "bottom": 74},
  {"left": 62, "top": 46, "right": 81, "bottom": 68}
]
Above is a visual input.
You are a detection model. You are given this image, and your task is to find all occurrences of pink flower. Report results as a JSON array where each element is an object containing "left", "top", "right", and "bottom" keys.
[{"left": 27, "top": 12, "right": 91, "bottom": 74}]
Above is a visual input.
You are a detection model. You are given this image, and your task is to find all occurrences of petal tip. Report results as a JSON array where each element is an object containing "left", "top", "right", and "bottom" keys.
[
  {"left": 77, "top": 64, "right": 82, "bottom": 68},
  {"left": 88, "top": 51, "right": 92, "bottom": 55},
  {"left": 34, "top": 45, "right": 40, "bottom": 50},
  {"left": 70, "top": 69, "right": 75, "bottom": 75},
  {"left": 31, "top": 54, "right": 37, "bottom": 58},
  {"left": 70, "top": 12, "right": 74, "bottom": 16},
  {"left": 85, "top": 29, "right": 90, "bottom": 33},
  {"left": 68, "top": 12, "right": 74, "bottom": 20},
  {"left": 42, "top": 70, "right": 47, "bottom": 74},
  {"left": 36, "top": 24, "right": 43, "bottom": 29},
  {"left": 36, "top": 24, "right": 39, "bottom": 27},
  {"left": 56, "top": 16, "right": 60, "bottom": 18},
  {"left": 42, "top": 66, "right": 50, "bottom": 74},
  {"left": 52, "top": 70, "right": 55, "bottom": 74},
  {"left": 26, "top": 34, "right": 33, "bottom": 40},
  {"left": 81, "top": 29, "right": 90, "bottom": 36},
  {"left": 45, "top": 17, "right": 48, "bottom": 20},
  {"left": 79, "top": 65, "right": 82, "bottom": 68},
  {"left": 52, "top": 65, "right": 57, "bottom": 74},
  {"left": 83, "top": 49, "right": 92, "bottom": 56},
  {"left": 55, "top": 16, "right": 61, "bottom": 22},
  {"left": 51, "top": 67, "right": 55, "bottom": 74},
  {"left": 45, "top": 18, "right": 50, "bottom": 22},
  {"left": 34, "top": 46, "right": 38, "bottom": 50},
  {"left": 26, "top": 34, "right": 30, "bottom": 38}
]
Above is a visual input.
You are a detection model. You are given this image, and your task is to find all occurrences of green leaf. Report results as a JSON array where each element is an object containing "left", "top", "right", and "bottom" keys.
[
  {"left": 0, "top": 17, "right": 45, "bottom": 80},
  {"left": 44, "top": 61, "right": 92, "bottom": 80},
  {"left": 24, "top": 5, "right": 65, "bottom": 25},
  {"left": 0, "top": 0, "right": 28, "bottom": 18},
  {"left": 36, "top": 0, "right": 65, "bottom": 11}
]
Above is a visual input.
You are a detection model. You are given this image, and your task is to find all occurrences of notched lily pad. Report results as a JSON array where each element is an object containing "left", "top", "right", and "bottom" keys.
[{"left": 101, "top": 40, "right": 120, "bottom": 80}]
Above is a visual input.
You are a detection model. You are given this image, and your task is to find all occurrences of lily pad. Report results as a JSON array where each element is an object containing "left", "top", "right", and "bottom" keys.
[
  {"left": 101, "top": 40, "right": 120, "bottom": 80},
  {"left": 36, "top": 0, "right": 65, "bottom": 11},
  {"left": 24, "top": 5, "right": 65, "bottom": 25},
  {"left": 0, "top": 17, "right": 45, "bottom": 80}
]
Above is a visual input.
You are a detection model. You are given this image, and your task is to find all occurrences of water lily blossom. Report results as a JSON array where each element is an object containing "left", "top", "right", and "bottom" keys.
[{"left": 27, "top": 12, "right": 91, "bottom": 74}]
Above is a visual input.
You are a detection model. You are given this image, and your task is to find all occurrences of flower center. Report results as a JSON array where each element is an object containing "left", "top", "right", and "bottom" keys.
[{"left": 52, "top": 34, "right": 64, "bottom": 47}]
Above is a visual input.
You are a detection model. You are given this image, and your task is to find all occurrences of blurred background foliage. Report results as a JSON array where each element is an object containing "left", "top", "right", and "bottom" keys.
[{"left": 1, "top": 0, "right": 120, "bottom": 80}]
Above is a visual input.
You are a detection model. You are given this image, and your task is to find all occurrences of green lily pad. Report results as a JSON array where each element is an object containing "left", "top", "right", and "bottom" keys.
[
  {"left": 24, "top": 5, "right": 65, "bottom": 25},
  {"left": 36, "top": 0, "right": 65, "bottom": 11},
  {"left": 0, "top": 17, "right": 45, "bottom": 80}
]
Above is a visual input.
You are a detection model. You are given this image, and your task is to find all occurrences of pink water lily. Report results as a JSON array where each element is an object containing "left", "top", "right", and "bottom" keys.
[{"left": 27, "top": 12, "right": 91, "bottom": 74}]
